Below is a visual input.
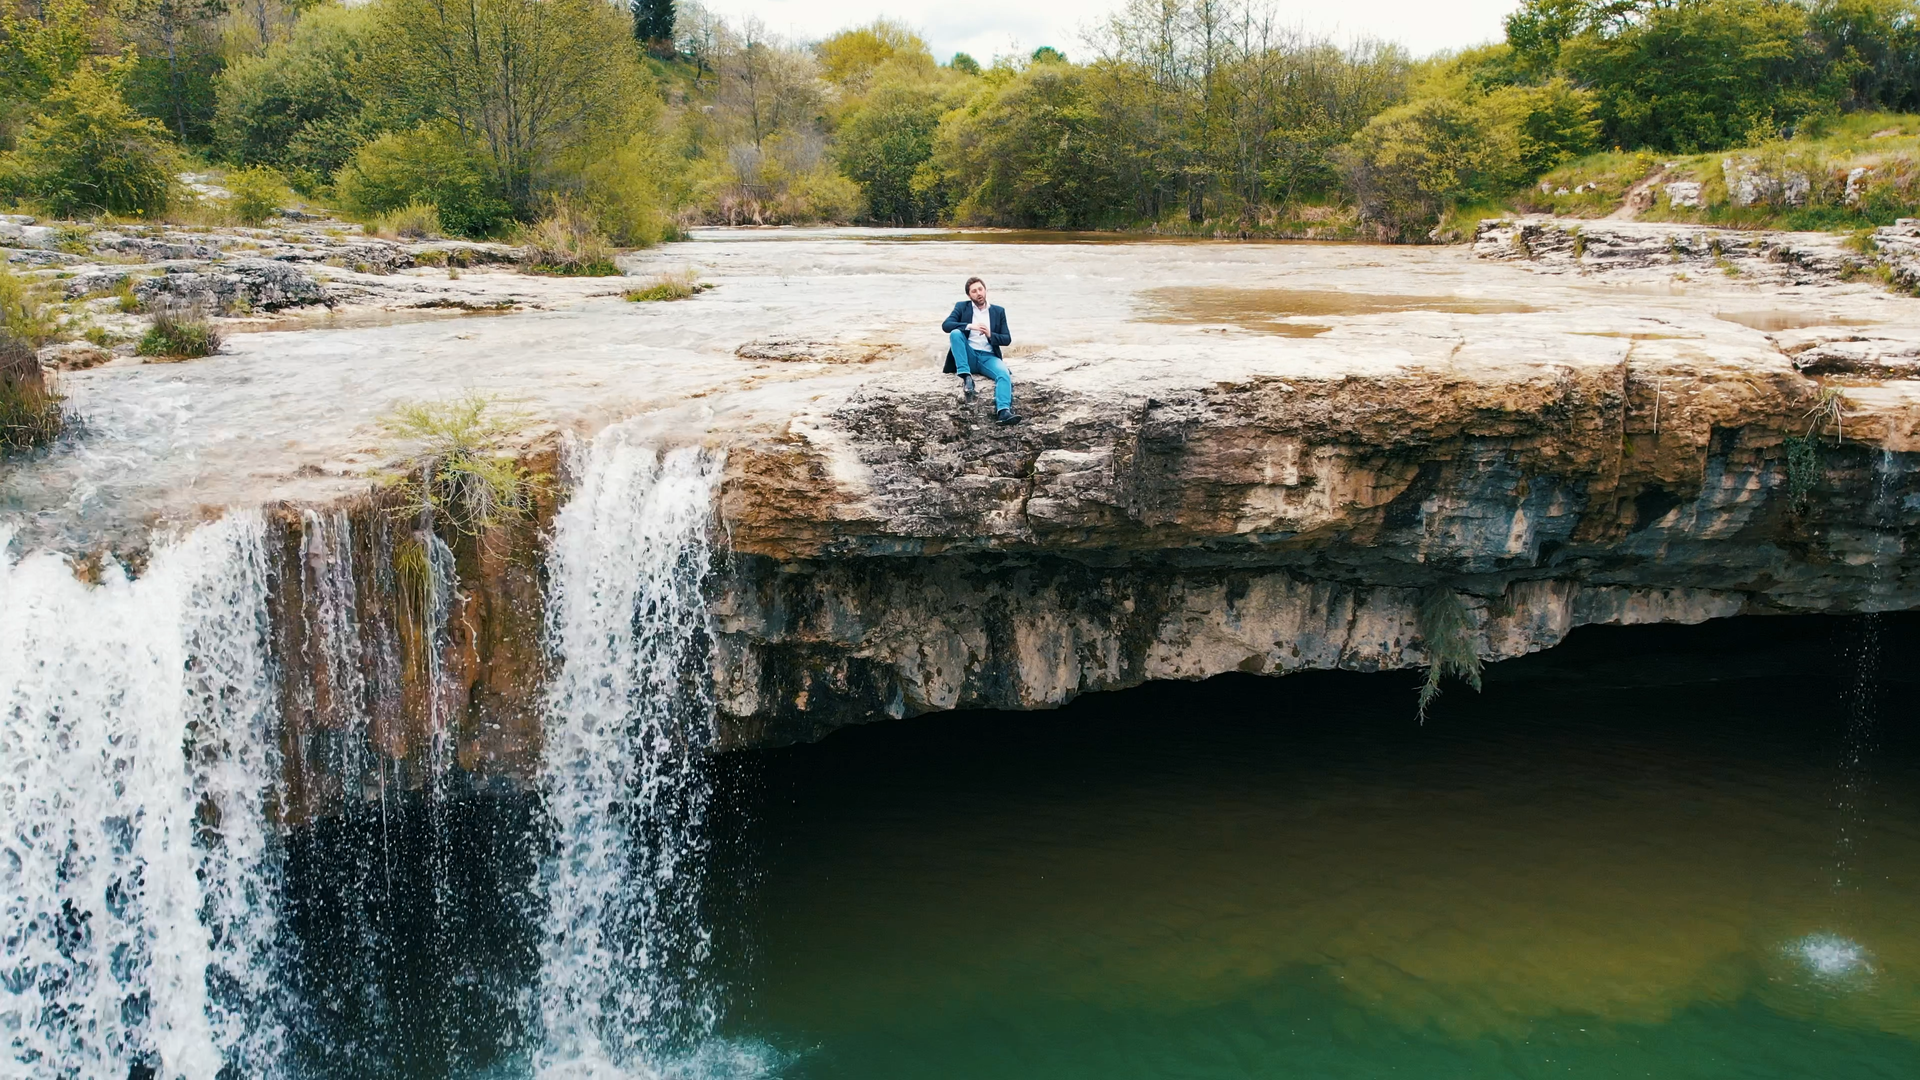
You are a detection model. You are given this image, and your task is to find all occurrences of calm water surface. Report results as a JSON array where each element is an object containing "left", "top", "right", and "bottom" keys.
[
  {"left": 280, "top": 617, "right": 1920, "bottom": 1077},
  {"left": 708, "top": 618, "right": 1920, "bottom": 1080}
]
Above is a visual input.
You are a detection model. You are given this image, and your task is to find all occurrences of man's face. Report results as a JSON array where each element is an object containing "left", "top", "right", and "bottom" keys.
[{"left": 968, "top": 281, "right": 987, "bottom": 304}]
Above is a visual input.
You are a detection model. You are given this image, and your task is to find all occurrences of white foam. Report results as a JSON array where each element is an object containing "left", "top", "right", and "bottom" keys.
[
  {"left": 1792, "top": 932, "right": 1874, "bottom": 979},
  {"left": 536, "top": 429, "right": 726, "bottom": 1076},
  {"left": 0, "top": 516, "right": 284, "bottom": 1079}
]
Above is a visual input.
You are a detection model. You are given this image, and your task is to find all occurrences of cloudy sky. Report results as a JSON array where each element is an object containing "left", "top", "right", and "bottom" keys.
[{"left": 692, "top": 0, "right": 1522, "bottom": 62}]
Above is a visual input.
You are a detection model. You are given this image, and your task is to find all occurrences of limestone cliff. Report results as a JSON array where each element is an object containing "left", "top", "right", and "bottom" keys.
[{"left": 709, "top": 329, "right": 1913, "bottom": 745}]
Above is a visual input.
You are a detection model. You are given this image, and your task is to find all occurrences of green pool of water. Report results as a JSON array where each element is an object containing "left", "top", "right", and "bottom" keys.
[{"left": 709, "top": 620, "right": 1920, "bottom": 1079}]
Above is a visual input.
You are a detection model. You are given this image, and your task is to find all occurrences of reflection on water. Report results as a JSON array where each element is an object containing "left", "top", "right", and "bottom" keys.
[
  {"left": 1715, "top": 310, "right": 1882, "bottom": 331},
  {"left": 1141, "top": 286, "right": 1540, "bottom": 334},
  {"left": 711, "top": 616, "right": 1920, "bottom": 1080}
]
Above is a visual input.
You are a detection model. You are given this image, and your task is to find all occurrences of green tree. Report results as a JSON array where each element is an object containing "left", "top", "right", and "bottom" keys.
[
  {"left": 368, "top": 0, "right": 654, "bottom": 215},
  {"left": 1503, "top": 0, "right": 1842, "bottom": 151},
  {"left": 815, "top": 18, "right": 930, "bottom": 89},
  {"left": 1809, "top": 0, "right": 1920, "bottom": 112},
  {"left": 920, "top": 62, "right": 1129, "bottom": 227},
  {"left": 214, "top": 5, "right": 379, "bottom": 187},
  {"left": 12, "top": 55, "right": 179, "bottom": 217},
  {"left": 1487, "top": 77, "right": 1601, "bottom": 176},
  {"left": 1340, "top": 94, "right": 1520, "bottom": 240},
  {"left": 122, "top": 0, "right": 228, "bottom": 144},
  {"left": 949, "top": 51, "right": 981, "bottom": 75},
  {"left": 836, "top": 75, "right": 949, "bottom": 223},
  {"left": 0, "top": 0, "right": 96, "bottom": 103},
  {"left": 633, "top": 0, "right": 674, "bottom": 56}
]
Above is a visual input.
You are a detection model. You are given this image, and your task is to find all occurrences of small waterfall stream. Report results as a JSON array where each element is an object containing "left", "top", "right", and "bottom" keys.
[
  {"left": 0, "top": 516, "right": 284, "bottom": 1080},
  {"left": 537, "top": 431, "right": 727, "bottom": 1076}
]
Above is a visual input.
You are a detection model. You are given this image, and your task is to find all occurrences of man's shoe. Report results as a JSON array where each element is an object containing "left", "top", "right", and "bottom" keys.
[
  {"left": 961, "top": 375, "right": 977, "bottom": 402},
  {"left": 995, "top": 408, "right": 1022, "bottom": 425}
]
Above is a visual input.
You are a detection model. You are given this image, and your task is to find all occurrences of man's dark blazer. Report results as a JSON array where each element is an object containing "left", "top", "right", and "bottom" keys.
[{"left": 941, "top": 301, "right": 1011, "bottom": 373}]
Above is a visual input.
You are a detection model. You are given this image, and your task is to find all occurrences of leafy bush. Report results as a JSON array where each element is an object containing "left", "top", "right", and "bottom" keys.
[
  {"left": 373, "top": 201, "right": 443, "bottom": 239},
  {"left": 380, "top": 392, "right": 547, "bottom": 534},
  {"left": 624, "top": 268, "right": 710, "bottom": 301},
  {"left": 137, "top": 304, "right": 222, "bottom": 359},
  {"left": 1342, "top": 96, "right": 1519, "bottom": 240},
  {"left": 517, "top": 205, "right": 619, "bottom": 276},
  {"left": 334, "top": 123, "right": 514, "bottom": 238},
  {"left": 225, "top": 166, "right": 289, "bottom": 226},
  {"left": 554, "top": 127, "right": 675, "bottom": 246},
  {"left": 0, "top": 332, "right": 61, "bottom": 453},
  {"left": 12, "top": 56, "right": 178, "bottom": 219}
]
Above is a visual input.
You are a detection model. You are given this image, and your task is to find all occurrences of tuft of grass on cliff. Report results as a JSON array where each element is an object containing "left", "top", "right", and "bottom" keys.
[{"left": 379, "top": 392, "right": 549, "bottom": 535}]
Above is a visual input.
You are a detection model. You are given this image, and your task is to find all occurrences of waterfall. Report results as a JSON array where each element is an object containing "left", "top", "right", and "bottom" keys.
[
  {"left": 0, "top": 515, "right": 283, "bottom": 1080},
  {"left": 536, "top": 430, "right": 726, "bottom": 1077},
  {"left": 1829, "top": 449, "right": 1900, "bottom": 894}
]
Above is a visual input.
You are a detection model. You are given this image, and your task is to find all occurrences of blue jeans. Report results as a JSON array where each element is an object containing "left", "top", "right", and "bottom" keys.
[{"left": 949, "top": 329, "right": 1012, "bottom": 411}]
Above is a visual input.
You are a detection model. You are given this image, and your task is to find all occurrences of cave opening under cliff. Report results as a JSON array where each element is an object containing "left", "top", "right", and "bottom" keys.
[{"left": 269, "top": 611, "right": 1920, "bottom": 1079}]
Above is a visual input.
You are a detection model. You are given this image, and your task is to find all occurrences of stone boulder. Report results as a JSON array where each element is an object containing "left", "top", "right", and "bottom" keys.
[
  {"left": 1722, "top": 156, "right": 1810, "bottom": 208},
  {"left": 37, "top": 342, "right": 114, "bottom": 371},
  {"left": 1663, "top": 181, "right": 1704, "bottom": 209},
  {"left": 135, "top": 257, "right": 327, "bottom": 313},
  {"left": 93, "top": 235, "right": 225, "bottom": 261}
]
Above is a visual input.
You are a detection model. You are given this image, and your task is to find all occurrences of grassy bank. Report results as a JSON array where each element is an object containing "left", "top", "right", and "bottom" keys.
[{"left": 1515, "top": 113, "right": 1920, "bottom": 231}]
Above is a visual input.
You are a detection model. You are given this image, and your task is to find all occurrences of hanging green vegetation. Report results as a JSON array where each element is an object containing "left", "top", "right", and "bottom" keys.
[
  {"left": 1415, "top": 586, "right": 1485, "bottom": 722},
  {"left": 1784, "top": 384, "right": 1850, "bottom": 512},
  {"left": 1784, "top": 434, "right": 1821, "bottom": 510}
]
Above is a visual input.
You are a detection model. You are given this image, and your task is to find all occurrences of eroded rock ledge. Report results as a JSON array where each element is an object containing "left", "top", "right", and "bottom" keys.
[{"left": 707, "top": 345, "right": 1913, "bottom": 745}]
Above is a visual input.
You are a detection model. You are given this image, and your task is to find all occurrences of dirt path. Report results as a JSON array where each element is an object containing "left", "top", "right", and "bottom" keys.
[{"left": 1606, "top": 170, "right": 1669, "bottom": 220}]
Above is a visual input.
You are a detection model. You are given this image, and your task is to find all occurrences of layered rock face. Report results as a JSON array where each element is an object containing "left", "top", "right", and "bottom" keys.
[{"left": 710, "top": 337, "right": 1914, "bottom": 745}]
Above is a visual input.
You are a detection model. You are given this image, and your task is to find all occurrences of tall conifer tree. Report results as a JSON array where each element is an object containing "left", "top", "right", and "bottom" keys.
[{"left": 633, "top": 0, "right": 675, "bottom": 55}]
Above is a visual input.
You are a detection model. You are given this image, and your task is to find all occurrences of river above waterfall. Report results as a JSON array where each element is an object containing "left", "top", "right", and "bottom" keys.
[{"left": 8, "top": 226, "right": 1917, "bottom": 553}]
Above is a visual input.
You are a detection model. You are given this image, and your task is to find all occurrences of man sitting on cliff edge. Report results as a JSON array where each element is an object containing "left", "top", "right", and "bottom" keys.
[{"left": 942, "top": 276, "right": 1020, "bottom": 425}]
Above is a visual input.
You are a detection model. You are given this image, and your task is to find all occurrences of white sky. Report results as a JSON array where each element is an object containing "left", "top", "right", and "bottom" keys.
[{"left": 693, "top": 0, "right": 1523, "bottom": 62}]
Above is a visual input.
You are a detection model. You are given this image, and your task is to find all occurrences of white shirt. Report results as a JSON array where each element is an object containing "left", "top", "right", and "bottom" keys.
[{"left": 968, "top": 301, "right": 990, "bottom": 351}]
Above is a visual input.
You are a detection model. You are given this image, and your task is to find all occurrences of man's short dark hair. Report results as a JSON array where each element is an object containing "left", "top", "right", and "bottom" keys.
[{"left": 965, "top": 276, "right": 986, "bottom": 294}]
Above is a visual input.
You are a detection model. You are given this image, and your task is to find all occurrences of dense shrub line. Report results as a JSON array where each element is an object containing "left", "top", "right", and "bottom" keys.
[{"left": 0, "top": 0, "right": 1914, "bottom": 243}]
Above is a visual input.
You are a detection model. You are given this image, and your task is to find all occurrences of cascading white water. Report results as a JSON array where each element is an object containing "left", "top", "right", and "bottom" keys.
[
  {"left": 0, "top": 515, "right": 284, "bottom": 1080},
  {"left": 536, "top": 429, "right": 726, "bottom": 1078}
]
